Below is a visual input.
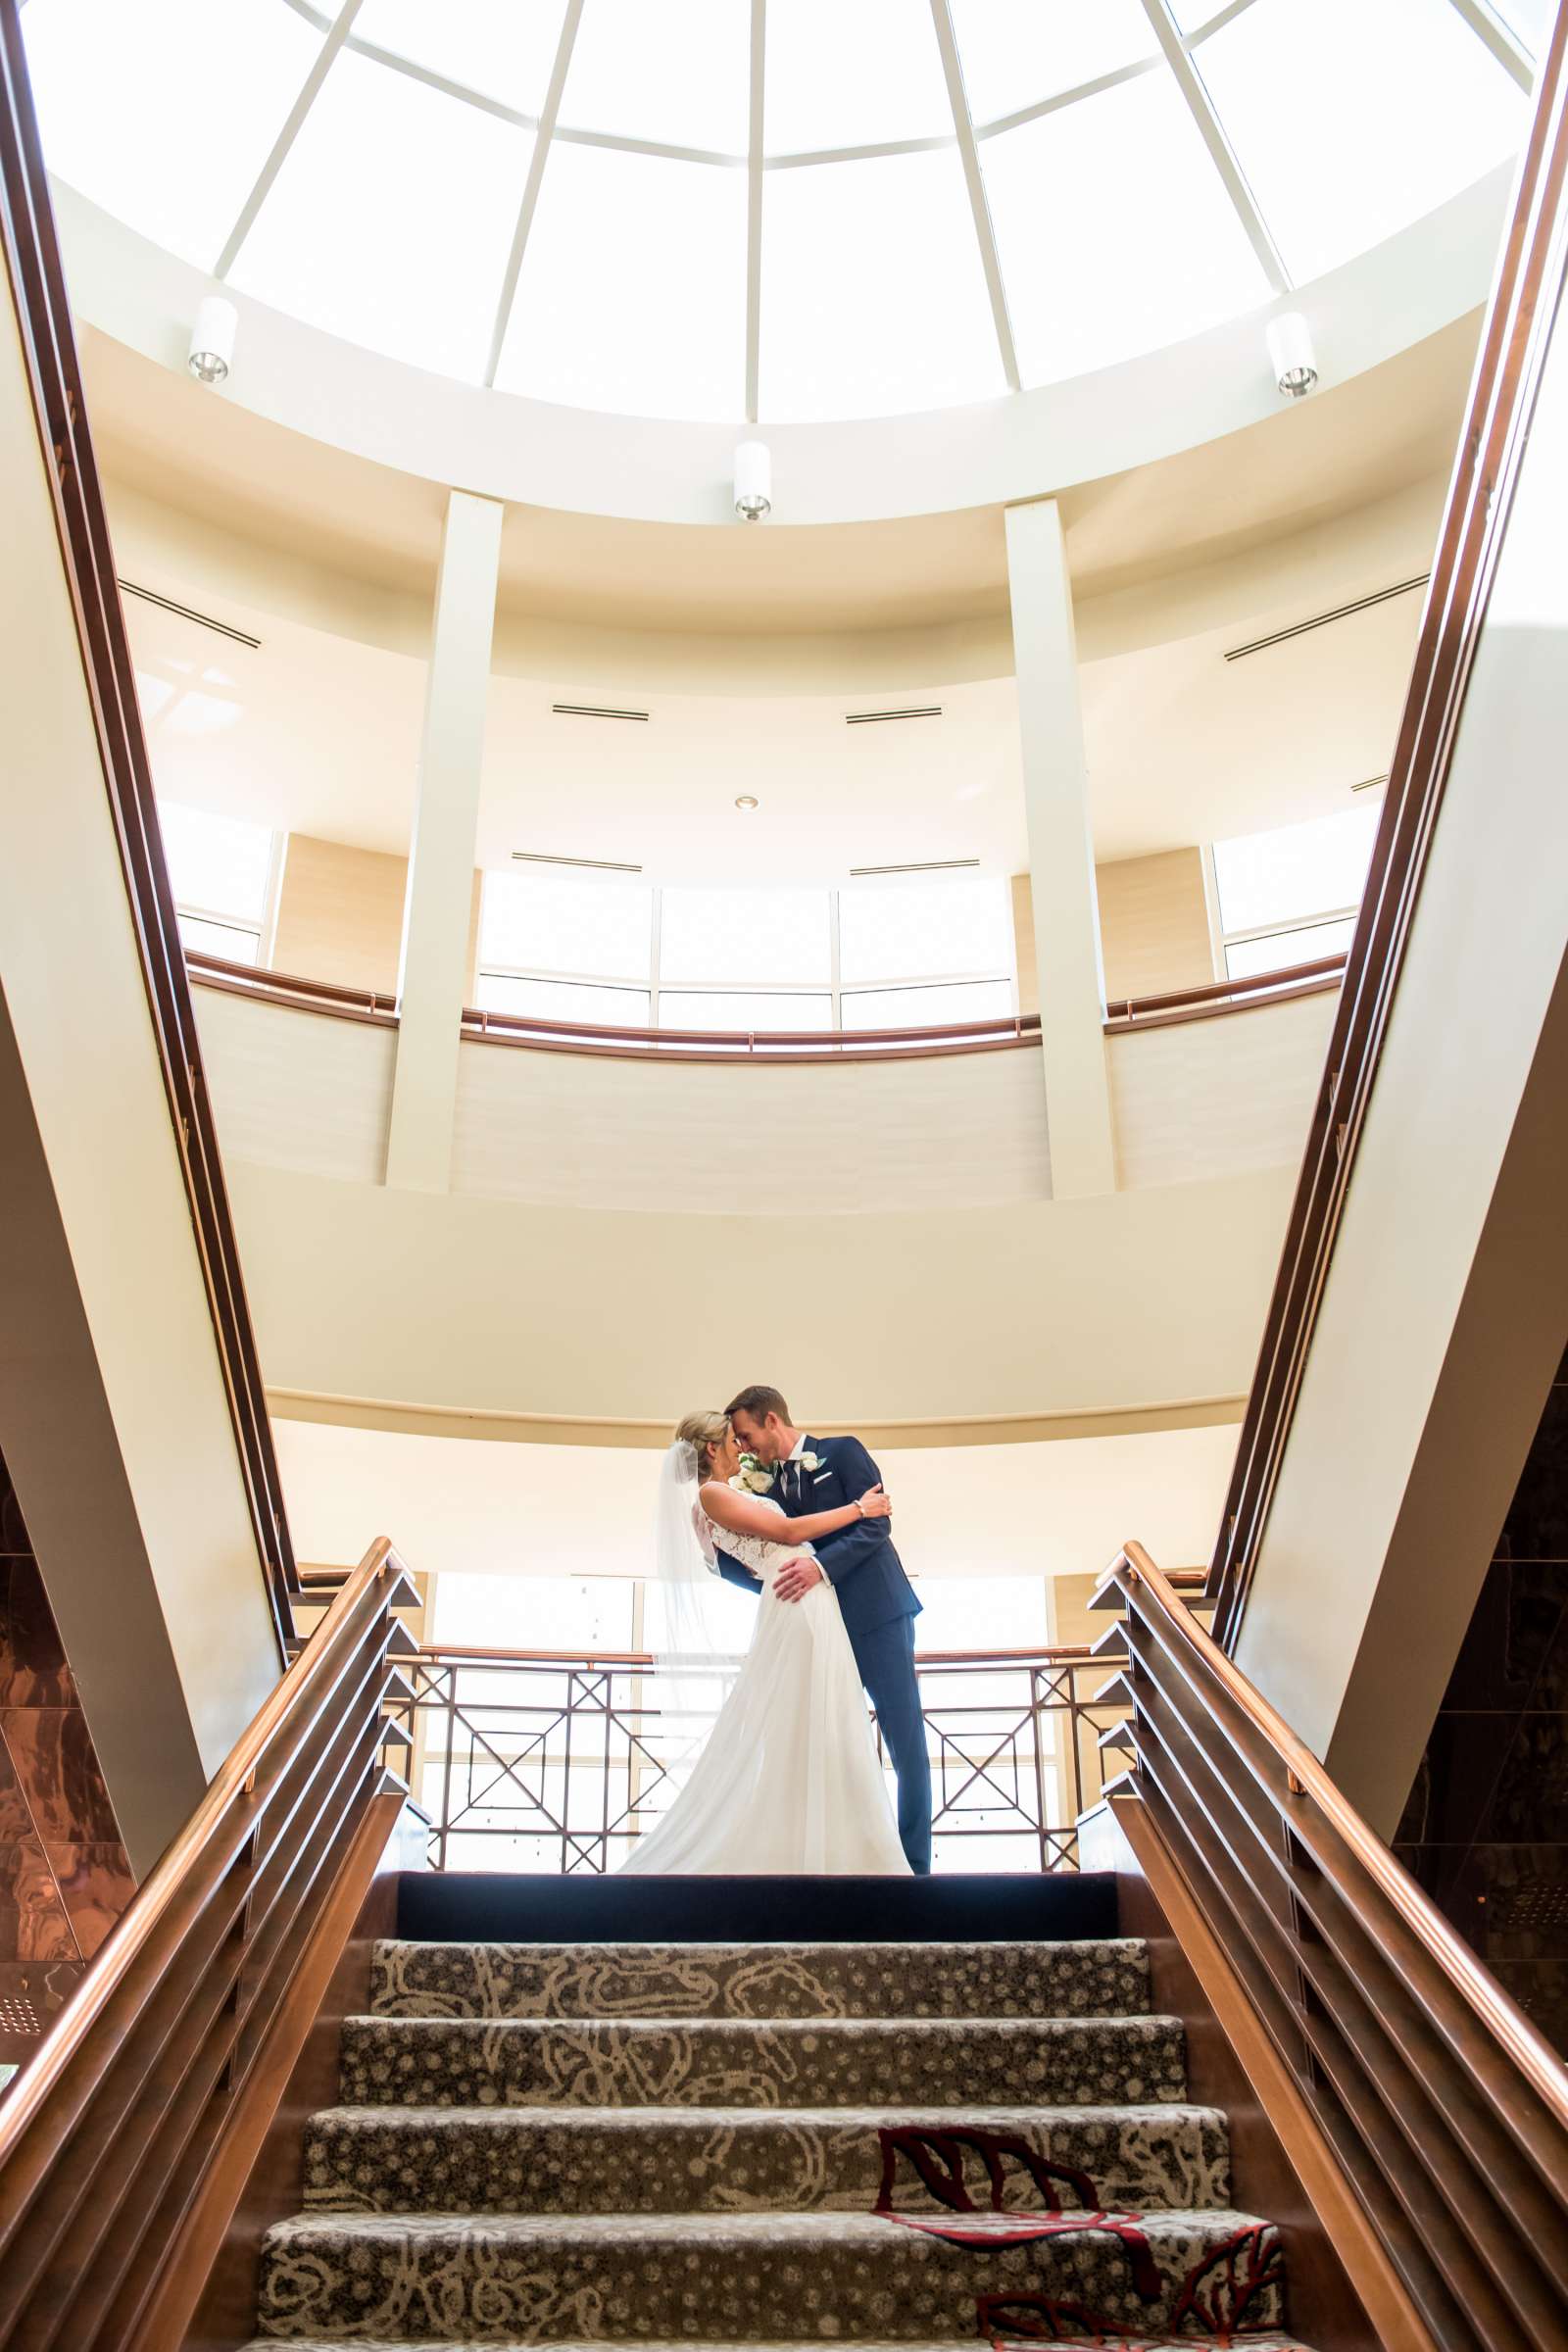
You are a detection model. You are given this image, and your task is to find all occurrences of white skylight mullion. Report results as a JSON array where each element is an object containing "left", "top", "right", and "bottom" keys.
[
  {"left": 215, "top": 0, "right": 365, "bottom": 279},
  {"left": 980, "top": 57, "right": 1163, "bottom": 139},
  {"left": 745, "top": 0, "right": 765, "bottom": 422},
  {"left": 928, "top": 0, "right": 1019, "bottom": 391},
  {"left": 1136, "top": 0, "right": 1292, "bottom": 295},
  {"left": 1441, "top": 0, "right": 1537, "bottom": 86},
  {"left": 482, "top": 0, "right": 586, "bottom": 390}
]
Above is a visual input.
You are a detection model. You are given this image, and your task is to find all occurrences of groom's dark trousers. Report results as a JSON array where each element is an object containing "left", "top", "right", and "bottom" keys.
[{"left": 715, "top": 1433, "right": 932, "bottom": 1874}]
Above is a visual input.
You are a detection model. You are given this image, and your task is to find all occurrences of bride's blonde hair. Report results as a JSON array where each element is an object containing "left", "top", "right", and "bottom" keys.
[{"left": 674, "top": 1409, "right": 730, "bottom": 1480}]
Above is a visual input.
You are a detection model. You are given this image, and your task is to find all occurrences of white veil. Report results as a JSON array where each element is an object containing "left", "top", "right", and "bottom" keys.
[{"left": 640, "top": 1441, "right": 751, "bottom": 1810}]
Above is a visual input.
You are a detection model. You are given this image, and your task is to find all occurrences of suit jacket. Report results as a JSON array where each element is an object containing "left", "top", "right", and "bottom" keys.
[{"left": 713, "top": 1433, "right": 919, "bottom": 1640}]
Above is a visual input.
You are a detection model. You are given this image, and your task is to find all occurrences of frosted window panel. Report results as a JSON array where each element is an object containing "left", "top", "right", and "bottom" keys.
[
  {"left": 658, "top": 993, "right": 834, "bottom": 1036},
  {"left": 479, "top": 871, "right": 654, "bottom": 979},
  {"left": 562, "top": 0, "right": 751, "bottom": 151},
  {"left": 1192, "top": 0, "right": 1525, "bottom": 285},
  {"left": 21, "top": 0, "right": 320, "bottom": 270},
  {"left": 949, "top": 0, "right": 1157, "bottom": 127},
  {"left": 983, "top": 69, "right": 1269, "bottom": 387},
  {"left": 160, "top": 801, "right": 274, "bottom": 922},
  {"left": 474, "top": 975, "right": 651, "bottom": 1025},
  {"left": 1490, "top": 0, "right": 1556, "bottom": 53},
  {"left": 1225, "top": 916, "right": 1355, "bottom": 982},
  {"left": 659, "top": 889, "right": 832, "bottom": 986},
  {"left": 1212, "top": 804, "right": 1379, "bottom": 936},
  {"left": 910, "top": 1576, "right": 1049, "bottom": 1650},
  {"left": 760, "top": 150, "right": 1004, "bottom": 421},
  {"left": 433, "top": 1573, "right": 636, "bottom": 1648},
  {"left": 498, "top": 144, "right": 746, "bottom": 418},
  {"left": 838, "top": 878, "right": 1011, "bottom": 984},
  {"left": 842, "top": 979, "right": 1015, "bottom": 1031},
  {"left": 178, "top": 915, "right": 261, "bottom": 965},
  {"left": 230, "top": 51, "right": 530, "bottom": 382},
  {"left": 353, "top": 0, "right": 570, "bottom": 116},
  {"left": 764, "top": 0, "right": 953, "bottom": 153}
]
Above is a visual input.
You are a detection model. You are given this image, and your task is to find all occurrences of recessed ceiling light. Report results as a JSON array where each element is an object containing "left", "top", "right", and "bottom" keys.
[{"left": 735, "top": 795, "right": 760, "bottom": 810}]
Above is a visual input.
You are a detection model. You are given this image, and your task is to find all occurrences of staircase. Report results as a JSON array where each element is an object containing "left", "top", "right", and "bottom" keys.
[{"left": 243, "top": 1891, "right": 1310, "bottom": 2351}]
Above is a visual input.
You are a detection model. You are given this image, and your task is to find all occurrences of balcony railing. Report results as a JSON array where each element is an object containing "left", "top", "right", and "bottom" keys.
[
  {"left": 392, "top": 1642, "right": 1123, "bottom": 1875},
  {"left": 185, "top": 946, "right": 1347, "bottom": 1061}
]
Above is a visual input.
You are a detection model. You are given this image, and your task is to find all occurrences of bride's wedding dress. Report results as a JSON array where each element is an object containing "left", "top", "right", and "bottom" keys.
[{"left": 620, "top": 1496, "right": 911, "bottom": 1876}]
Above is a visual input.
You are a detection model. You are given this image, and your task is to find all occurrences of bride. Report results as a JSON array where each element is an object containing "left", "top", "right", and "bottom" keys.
[{"left": 619, "top": 1410, "right": 911, "bottom": 1875}]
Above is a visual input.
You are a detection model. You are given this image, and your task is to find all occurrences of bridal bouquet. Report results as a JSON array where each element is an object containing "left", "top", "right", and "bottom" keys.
[{"left": 729, "top": 1452, "right": 774, "bottom": 1494}]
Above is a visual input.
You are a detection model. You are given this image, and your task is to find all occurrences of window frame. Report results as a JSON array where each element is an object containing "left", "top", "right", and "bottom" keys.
[
  {"left": 1204, "top": 797, "right": 1381, "bottom": 984},
  {"left": 169, "top": 819, "right": 285, "bottom": 968},
  {"left": 475, "top": 877, "right": 1018, "bottom": 1034}
]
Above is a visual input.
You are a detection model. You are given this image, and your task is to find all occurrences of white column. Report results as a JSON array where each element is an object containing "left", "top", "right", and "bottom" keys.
[
  {"left": 1004, "top": 498, "right": 1116, "bottom": 1199},
  {"left": 386, "top": 489, "right": 504, "bottom": 1193}
]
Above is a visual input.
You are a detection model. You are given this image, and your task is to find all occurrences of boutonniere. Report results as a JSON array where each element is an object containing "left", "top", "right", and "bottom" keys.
[
  {"left": 729, "top": 1451, "right": 775, "bottom": 1494},
  {"left": 800, "top": 1451, "right": 824, "bottom": 1472}
]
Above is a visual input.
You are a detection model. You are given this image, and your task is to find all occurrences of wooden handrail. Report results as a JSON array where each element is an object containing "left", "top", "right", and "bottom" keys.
[
  {"left": 186, "top": 943, "right": 1346, "bottom": 1062},
  {"left": 1103, "top": 1541, "right": 1568, "bottom": 2352},
  {"left": 415, "top": 1640, "right": 1099, "bottom": 1668},
  {"left": 1207, "top": 3, "right": 1568, "bottom": 1648},
  {"left": 1118, "top": 1543, "right": 1568, "bottom": 2127},
  {"left": 0, "top": 7, "right": 299, "bottom": 1652},
  {"left": 1102, "top": 953, "right": 1347, "bottom": 1029},
  {"left": 184, "top": 947, "right": 398, "bottom": 1023},
  {"left": 0, "top": 1538, "right": 416, "bottom": 2348}
]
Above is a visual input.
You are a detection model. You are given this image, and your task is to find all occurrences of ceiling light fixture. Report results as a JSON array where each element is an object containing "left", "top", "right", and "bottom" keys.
[
  {"left": 734, "top": 795, "right": 760, "bottom": 809},
  {"left": 187, "top": 294, "right": 237, "bottom": 385},
  {"left": 1265, "top": 311, "right": 1317, "bottom": 400},
  {"left": 734, "top": 440, "right": 772, "bottom": 523}
]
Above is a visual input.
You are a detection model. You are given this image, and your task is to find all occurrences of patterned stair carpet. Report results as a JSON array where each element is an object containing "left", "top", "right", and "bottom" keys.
[{"left": 247, "top": 1936, "right": 1311, "bottom": 2348}]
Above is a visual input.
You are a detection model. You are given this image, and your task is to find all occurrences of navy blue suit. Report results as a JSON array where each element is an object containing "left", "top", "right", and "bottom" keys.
[{"left": 715, "top": 1434, "right": 932, "bottom": 1874}]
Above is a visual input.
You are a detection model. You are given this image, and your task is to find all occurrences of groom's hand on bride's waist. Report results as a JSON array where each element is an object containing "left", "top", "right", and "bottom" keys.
[{"left": 775, "top": 1557, "right": 825, "bottom": 1604}]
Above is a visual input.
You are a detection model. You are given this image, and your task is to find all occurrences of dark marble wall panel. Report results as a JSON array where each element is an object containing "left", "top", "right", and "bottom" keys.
[
  {"left": 1395, "top": 1349, "right": 1568, "bottom": 2055},
  {"left": 0, "top": 1446, "right": 133, "bottom": 2082}
]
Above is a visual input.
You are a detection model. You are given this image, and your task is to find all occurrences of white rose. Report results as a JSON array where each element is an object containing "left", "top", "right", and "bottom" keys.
[{"left": 800, "top": 1451, "right": 822, "bottom": 1472}]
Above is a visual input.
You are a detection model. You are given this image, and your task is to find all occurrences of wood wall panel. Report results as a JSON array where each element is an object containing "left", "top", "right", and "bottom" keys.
[{"left": 1096, "top": 848, "right": 1217, "bottom": 1002}]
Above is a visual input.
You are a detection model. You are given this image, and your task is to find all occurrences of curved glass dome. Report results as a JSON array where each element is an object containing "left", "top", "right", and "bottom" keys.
[{"left": 23, "top": 0, "right": 1543, "bottom": 424}]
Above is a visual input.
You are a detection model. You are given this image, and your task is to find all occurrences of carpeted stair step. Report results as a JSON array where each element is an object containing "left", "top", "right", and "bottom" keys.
[
  {"left": 369, "top": 1939, "right": 1152, "bottom": 2023},
  {"left": 245, "top": 2336, "right": 1316, "bottom": 2351},
  {"left": 302, "top": 2100, "right": 1230, "bottom": 2216},
  {"left": 339, "top": 2013, "right": 1186, "bottom": 2111},
  {"left": 256, "top": 2206, "right": 1285, "bottom": 2341}
]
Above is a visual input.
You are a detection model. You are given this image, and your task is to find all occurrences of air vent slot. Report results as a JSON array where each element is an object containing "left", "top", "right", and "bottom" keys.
[
  {"left": 118, "top": 580, "right": 261, "bottom": 650},
  {"left": 845, "top": 706, "right": 943, "bottom": 725},
  {"left": 1223, "top": 577, "right": 1429, "bottom": 663},
  {"left": 849, "top": 858, "right": 980, "bottom": 878},
  {"left": 511, "top": 851, "right": 644, "bottom": 874},
  {"left": 552, "top": 703, "right": 650, "bottom": 722},
  {"left": 1350, "top": 773, "right": 1391, "bottom": 794}
]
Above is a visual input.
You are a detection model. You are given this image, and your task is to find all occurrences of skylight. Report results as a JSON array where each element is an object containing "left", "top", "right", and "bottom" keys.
[{"left": 22, "top": 0, "right": 1535, "bottom": 424}]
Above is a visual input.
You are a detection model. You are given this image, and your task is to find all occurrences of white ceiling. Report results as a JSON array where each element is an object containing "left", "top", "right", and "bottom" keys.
[{"left": 124, "top": 498, "right": 1430, "bottom": 876}]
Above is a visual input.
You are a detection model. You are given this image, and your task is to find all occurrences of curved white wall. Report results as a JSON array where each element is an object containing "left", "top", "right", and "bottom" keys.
[
  {"left": 193, "top": 983, "right": 1332, "bottom": 1216},
  {"left": 58, "top": 173, "right": 1508, "bottom": 525},
  {"left": 189, "top": 983, "right": 1328, "bottom": 1435}
]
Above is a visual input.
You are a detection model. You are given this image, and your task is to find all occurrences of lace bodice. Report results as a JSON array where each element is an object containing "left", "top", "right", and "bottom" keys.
[{"left": 701, "top": 1493, "right": 814, "bottom": 1584}]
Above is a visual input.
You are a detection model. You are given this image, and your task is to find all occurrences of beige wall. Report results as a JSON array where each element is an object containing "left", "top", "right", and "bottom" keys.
[
  {"left": 1235, "top": 314, "right": 1568, "bottom": 1835},
  {"left": 270, "top": 831, "right": 482, "bottom": 1002},
  {"left": 1096, "top": 849, "right": 1215, "bottom": 1001},
  {"left": 0, "top": 277, "right": 281, "bottom": 1875},
  {"left": 1010, "top": 873, "right": 1039, "bottom": 1018}
]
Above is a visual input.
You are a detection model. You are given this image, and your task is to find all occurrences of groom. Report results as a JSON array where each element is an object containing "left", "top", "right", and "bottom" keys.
[{"left": 719, "top": 1384, "right": 932, "bottom": 1875}]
